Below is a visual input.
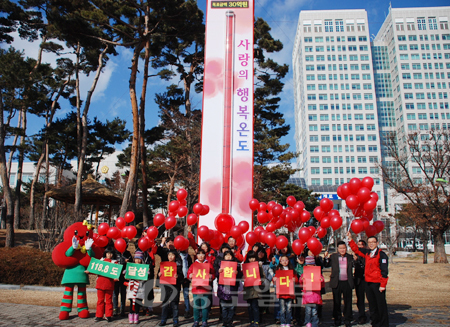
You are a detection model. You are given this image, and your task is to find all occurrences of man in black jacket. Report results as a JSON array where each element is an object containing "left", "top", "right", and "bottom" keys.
[
  {"left": 353, "top": 240, "right": 367, "bottom": 324},
  {"left": 324, "top": 241, "right": 354, "bottom": 327}
]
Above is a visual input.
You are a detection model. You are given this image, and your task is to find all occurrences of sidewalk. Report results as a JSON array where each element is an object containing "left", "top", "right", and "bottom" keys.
[{"left": 0, "top": 302, "right": 448, "bottom": 326}]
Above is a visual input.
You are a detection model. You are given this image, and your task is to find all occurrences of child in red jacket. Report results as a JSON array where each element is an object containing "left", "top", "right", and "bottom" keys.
[
  {"left": 273, "top": 254, "right": 298, "bottom": 327},
  {"left": 188, "top": 249, "right": 215, "bottom": 327},
  {"left": 300, "top": 256, "right": 325, "bottom": 327},
  {"left": 95, "top": 247, "right": 118, "bottom": 322}
]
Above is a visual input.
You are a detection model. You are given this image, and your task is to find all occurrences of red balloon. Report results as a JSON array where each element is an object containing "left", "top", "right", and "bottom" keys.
[
  {"left": 169, "top": 200, "right": 180, "bottom": 213},
  {"left": 177, "top": 206, "right": 188, "bottom": 218},
  {"left": 337, "top": 185, "right": 343, "bottom": 199},
  {"left": 174, "top": 235, "right": 187, "bottom": 250},
  {"left": 345, "top": 194, "right": 360, "bottom": 210},
  {"left": 249, "top": 199, "right": 259, "bottom": 211},
  {"left": 320, "top": 198, "right": 334, "bottom": 213},
  {"left": 259, "top": 202, "right": 267, "bottom": 212},
  {"left": 176, "top": 188, "right": 187, "bottom": 200},
  {"left": 301, "top": 211, "right": 311, "bottom": 223},
  {"left": 317, "top": 226, "right": 327, "bottom": 239},
  {"left": 275, "top": 217, "right": 285, "bottom": 229},
  {"left": 198, "top": 225, "right": 210, "bottom": 239},
  {"left": 349, "top": 178, "right": 362, "bottom": 194},
  {"left": 182, "top": 237, "right": 190, "bottom": 251},
  {"left": 147, "top": 226, "right": 158, "bottom": 239},
  {"left": 187, "top": 214, "right": 198, "bottom": 226},
  {"left": 292, "top": 240, "right": 305, "bottom": 255},
  {"left": 246, "top": 231, "right": 258, "bottom": 247},
  {"left": 124, "top": 211, "right": 135, "bottom": 223},
  {"left": 294, "top": 201, "right": 305, "bottom": 212},
  {"left": 259, "top": 230, "right": 268, "bottom": 243},
  {"left": 238, "top": 221, "right": 250, "bottom": 233},
  {"left": 307, "top": 237, "right": 323, "bottom": 256},
  {"left": 236, "top": 235, "right": 245, "bottom": 248},
  {"left": 328, "top": 209, "right": 340, "bottom": 217},
  {"left": 286, "top": 196, "right": 296, "bottom": 207},
  {"left": 352, "top": 205, "right": 364, "bottom": 218},
  {"left": 98, "top": 223, "right": 109, "bottom": 236},
  {"left": 351, "top": 219, "right": 365, "bottom": 234},
  {"left": 126, "top": 226, "right": 137, "bottom": 239},
  {"left": 363, "top": 199, "right": 377, "bottom": 212},
  {"left": 307, "top": 226, "right": 316, "bottom": 236},
  {"left": 230, "top": 226, "right": 243, "bottom": 239},
  {"left": 370, "top": 192, "right": 379, "bottom": 202},
  {"left": 361, "top": 177, "right": 374, "bottom": 190},
  {"left": 365, "top": 225, "right": 377, "bottom": 237},
  {"left": 215, "top": 213, "right": 235, "bottom": 233},
  {"left": 320, "top": 216, "right": 331, "bottom": 229},
  {"left": 313, "top": 207, "right": 325, "bottom": 221},
  {"left": 138, "top": 237, "right": 150, "bottom": 251},
  {"left": 330, "top": 215, "right": 343, "bottom": 231},
  {"left": 266, "top": 223, "right": 277, "bottom": 232},
  {"left": 179, "top": 199, "right": 187, "bottom": 206},
  {"left": 290, "top": 209, "right": 300, "bottom": 224},
  {"left": 373, "top": 220, "right": 385, "bottom": 233},
  {"left": 165, "top": 216, "right": 177, "bottom": 230},
  {"left": 298, "top": 227, "right": 311, "bottom": 243},
  {"left": 253, "top": 226, "right": 264, "bottom": 237},
  {"left": 205, "top": 229, "right": 215, "bottom": 242},
  {"left": 272, "top": 204, "right": 283, "bottom": 217},
  {"left": 193, "top": 203, "right": 204, "bottom": 215},
  {"left": 267, "top": 201, "right": 276, "bottom": 211},
  {"left": 361, "top": 217, "right": 370, "bottom": 230},
  {"left": 276, "top": 235, "right": 289, "bottom": 250},
  {"left": 114, "top": 238, "right": 127, "bottom": 253},
  {"left": 153, "top": 213, "right": 165, "bottom": 227},
  {"left": 284, "top": 211, "right": 293, "bottom": 225},
  {"left": 115, "top": 217, "right": 126, "bottom": 230},
  {"left": 340, "top": 183, "right": 351, "bottom": 199},
  {"left": 265, "top": 232, "right": 277, "bottom": 248},
  {"left": 257, "top": 211, "right": 270, "bottom": 224},
  {"left": 107, "top": 227, "right": 121, "bottom": 240},
  {"left": 95, "top": 235, "right": 109, "bottom": 248},
  {"left": 357, "top": 187, "right": 371, "bottom": 204},
  {"left": 366, "top": 212, "right": 374, "bottom": 221},
  {"left": 201, "top": 205, "right": 210, "bottom": 216}
]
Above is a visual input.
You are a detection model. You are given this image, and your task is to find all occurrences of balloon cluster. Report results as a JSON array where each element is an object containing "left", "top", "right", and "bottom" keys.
[
  {"left": 93, "top": 211, "right": 137, "bottom": 253},
  {"left": 245, "top": 197, "right": 314, "bottom": 253},
  {"left": 198, "top": 218, "right": 249, "bottom": 251},
  {"left": 336, "top": 177, "right": 384, "bottom": 238}
]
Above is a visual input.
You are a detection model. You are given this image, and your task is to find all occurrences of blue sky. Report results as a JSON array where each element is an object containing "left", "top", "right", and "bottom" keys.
[{"left": 5, "top": 0, "right": 450, "bottom": 161}]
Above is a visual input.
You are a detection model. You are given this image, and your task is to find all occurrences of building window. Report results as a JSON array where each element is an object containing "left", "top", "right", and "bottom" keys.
[
  {"left": 429, "top": 17, "right": 437, "bottom": 30},
  {"left": 325, "top": 20, "right": 333, "bottom": 32},
  {"left": 335, "top": 20, "right": 344, "bottom": 32},
  {"left": 417, "top": 18, "right": 426, "bottom": 30}
]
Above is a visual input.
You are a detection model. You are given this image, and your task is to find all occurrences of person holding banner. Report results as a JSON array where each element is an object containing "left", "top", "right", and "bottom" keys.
[
  {"left": 125, "top": 251, "right": 148, "bottom": 324},
  {"left": 94, "top": 247, "right": 119, "bottom": 322},
  {"left": 300, "top": 256, "right": 325, "bottom": 327},
  {"left": 273, "top": 255, "right": 297, "bottom": 327},
  {"left": 158, "top": 250, "right": 183, "bottom": 327},
  {"left": 188, "top": 249, "right": 215, "bottom": 327},
  {"left": 347, "top": 232, "right": 389, "bottom": 327},
  {"left": 324, "top": 241, "right": 354, "bottom": 327},
  {"left": 217, "top": 251, "right": 242, "bottom": 327},
  {"left": 243, "top": 251, "right": 265, "bottom": 327}
]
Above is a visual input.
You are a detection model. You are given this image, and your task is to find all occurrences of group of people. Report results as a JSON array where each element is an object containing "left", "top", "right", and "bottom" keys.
[{"left": 91, "top": 227, "right": 389, "bottom": 327}]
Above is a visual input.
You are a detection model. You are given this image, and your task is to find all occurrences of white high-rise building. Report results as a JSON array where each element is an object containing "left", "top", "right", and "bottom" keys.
[
  {"left": 373, "top": 7, "right": 450, "bottom": 211},
  {"left": 293, "top": 10, "right": 385, "bottom": 210}
]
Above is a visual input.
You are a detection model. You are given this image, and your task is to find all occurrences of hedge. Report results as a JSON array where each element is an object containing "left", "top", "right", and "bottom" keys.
[{"left": 0, "top": 246, "right": 64, "bottom": 286}]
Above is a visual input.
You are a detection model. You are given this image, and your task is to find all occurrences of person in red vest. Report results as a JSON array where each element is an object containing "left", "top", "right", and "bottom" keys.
[{"left": 347, "top": 232, "right": 389, "bottom": 327}]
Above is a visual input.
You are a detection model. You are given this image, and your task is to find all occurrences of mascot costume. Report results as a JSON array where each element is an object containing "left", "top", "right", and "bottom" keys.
[{"left": 52, "top": 220, "right": 104, "bottom": 320}]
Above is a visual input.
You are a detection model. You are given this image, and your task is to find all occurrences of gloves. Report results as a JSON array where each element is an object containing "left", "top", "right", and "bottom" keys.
[
  {"left": 85, "top": 238, "right": 94, "bottom": 250},
  {"left": 72, "top": 236, "right": 79, "bottom": 250}
]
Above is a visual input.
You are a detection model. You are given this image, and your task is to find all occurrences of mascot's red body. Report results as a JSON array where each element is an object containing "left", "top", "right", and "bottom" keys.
[{"left": 52, "top": 221, "right": 103, "bottom": 320}]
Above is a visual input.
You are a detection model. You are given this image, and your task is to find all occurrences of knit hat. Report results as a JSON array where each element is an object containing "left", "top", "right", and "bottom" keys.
[
  {"left": 134, "top": 250, "right": 144, "bottom": 260},
  {"left": 305, "top": 256, "right": 315, "bottom": 265}
]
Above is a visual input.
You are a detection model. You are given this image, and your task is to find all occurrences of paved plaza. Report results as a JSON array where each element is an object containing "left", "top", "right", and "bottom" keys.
[{"left": 0, "top": 302, "right": 448, "bottom": 326}]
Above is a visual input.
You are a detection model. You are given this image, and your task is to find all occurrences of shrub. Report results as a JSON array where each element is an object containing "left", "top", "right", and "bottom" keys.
[{"left": 0, "top": 246, "right": 64, "bottom": 286}]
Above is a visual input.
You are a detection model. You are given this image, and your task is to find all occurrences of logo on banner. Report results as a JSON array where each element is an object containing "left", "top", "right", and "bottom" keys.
[{"left": 212, "top": 1, "right": 249, "bottom": 8}]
